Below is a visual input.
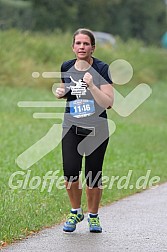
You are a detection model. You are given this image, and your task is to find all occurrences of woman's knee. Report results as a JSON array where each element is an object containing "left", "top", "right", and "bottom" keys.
[{"left": 85, "top": 171, "right": 102, "bottom": 188}]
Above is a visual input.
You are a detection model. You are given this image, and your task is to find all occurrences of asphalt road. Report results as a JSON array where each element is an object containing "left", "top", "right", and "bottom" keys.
[{"left": 2, "top": 183, "right": 167, "bottom": 252}]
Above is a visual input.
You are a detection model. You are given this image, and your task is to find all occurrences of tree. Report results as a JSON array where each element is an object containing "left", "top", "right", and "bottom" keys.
[
  {"left": 0, "top": 0, "right": 33, "bottom": 30},
  {"left": 30, "top": 0, "right": 77, "bottom": 31},
  {"left": 105, "top": 0, "right": 166, "bottom": 44}
]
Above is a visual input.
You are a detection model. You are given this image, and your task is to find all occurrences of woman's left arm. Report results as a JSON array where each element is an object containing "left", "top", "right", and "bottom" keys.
[{"left": 83, "top": 72, "right": 114, "bottom": 109}]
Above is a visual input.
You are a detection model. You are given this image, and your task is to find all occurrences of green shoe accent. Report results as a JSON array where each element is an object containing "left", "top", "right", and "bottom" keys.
[
  {"left": 63, "top": 209, "right": 84, "bottom": 232},
  {"left": 88, "top": 215, "right": 102, "bottom": 233}
]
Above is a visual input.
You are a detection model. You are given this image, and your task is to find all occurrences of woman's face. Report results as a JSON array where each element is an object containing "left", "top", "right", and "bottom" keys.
[{"left": 72, "top": 34, "right": 95, "bottom": 61}]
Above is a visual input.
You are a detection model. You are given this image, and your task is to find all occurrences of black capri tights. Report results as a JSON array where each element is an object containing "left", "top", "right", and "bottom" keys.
[{"left": 62, "top": 126, "right": 109, "bottom": 188}]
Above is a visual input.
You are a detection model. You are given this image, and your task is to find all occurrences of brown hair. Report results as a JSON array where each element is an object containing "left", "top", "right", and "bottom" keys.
[{"left": 72, "top": 28, "right": 95, "bottom": 46}]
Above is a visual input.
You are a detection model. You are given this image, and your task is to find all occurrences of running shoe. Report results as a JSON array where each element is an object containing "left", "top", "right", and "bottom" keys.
[
  {"left": 63, "top": 209, "right": 84, "bottom": 232},
  {"left": 88, "top": 214, "right": 102, "bottom": 233}
]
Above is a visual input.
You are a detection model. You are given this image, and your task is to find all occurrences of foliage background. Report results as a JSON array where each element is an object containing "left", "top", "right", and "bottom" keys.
[{"left": 0, "top": 0, "right": 167, "bottom": 45}]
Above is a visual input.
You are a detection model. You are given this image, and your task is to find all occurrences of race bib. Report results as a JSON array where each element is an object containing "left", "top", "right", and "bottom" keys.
[{"left": 69, "top": 99, "right": 95, "bottom": 118}]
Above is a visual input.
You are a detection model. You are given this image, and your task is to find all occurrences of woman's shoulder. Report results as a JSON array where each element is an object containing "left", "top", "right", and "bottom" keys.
[
  {"left": 92, "top": 57, "right": 112, "bottom": 83},
  {"left": 93, "top": 57, "right": 109, "bottom": 72},
  {"left": 61, "top": 59, "right": 76, "bottom": 71}
]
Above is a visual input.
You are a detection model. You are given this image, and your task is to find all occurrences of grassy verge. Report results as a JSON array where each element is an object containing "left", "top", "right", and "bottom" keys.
[
  {"left": 0, "top": 30, "right": 167, "bottom": 246},
  {"left": 1, "top": 30, "right": 167, "bottom": 89}
]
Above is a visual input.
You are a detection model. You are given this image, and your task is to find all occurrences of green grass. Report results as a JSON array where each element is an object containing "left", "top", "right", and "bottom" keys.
[
  {"left": 1, "top": 30, "right": 167, "bottom": 89},
  {"left": 0, "top": 30, "right": 167, "bottom": 246}
]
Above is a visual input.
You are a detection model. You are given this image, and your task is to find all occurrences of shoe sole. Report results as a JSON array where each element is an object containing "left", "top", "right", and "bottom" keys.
[
  {"left": 90, "top": 229, "right": 102, "bottom": 233},
  {"left": 63, "top": 229, "right": 76, "bottom": 232}
]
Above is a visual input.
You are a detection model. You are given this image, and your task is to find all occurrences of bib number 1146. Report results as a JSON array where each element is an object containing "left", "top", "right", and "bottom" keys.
[
  {"left": 74, "top": 103, "right": 91, "bottom": 113},
  {"left": 69, "top": 99, "right": 95, "bottom": 118}
]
